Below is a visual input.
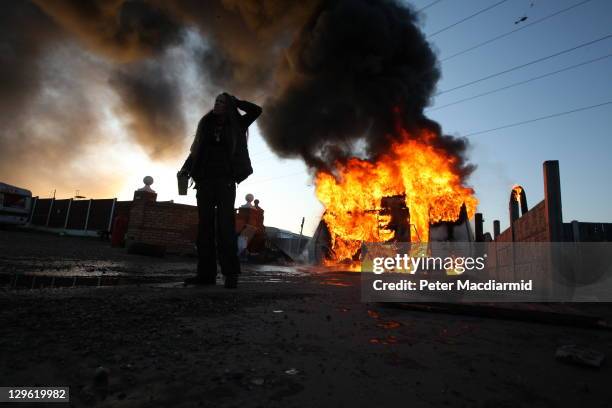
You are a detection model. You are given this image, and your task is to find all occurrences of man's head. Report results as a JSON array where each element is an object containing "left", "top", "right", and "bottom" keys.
[
  {"left": 213, "top": 93, "right": 229, "bottom": 115},
  {"left": 213, "top": 93, "right": 231, "bottom": 115}
]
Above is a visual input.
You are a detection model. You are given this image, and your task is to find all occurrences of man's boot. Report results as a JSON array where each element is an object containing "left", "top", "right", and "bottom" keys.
[
  {"left": 224, "top": 275, "right": 238, "bottom": 289},
  {"left": 184, "top": 274, "right": 216, "bottom": 286}
]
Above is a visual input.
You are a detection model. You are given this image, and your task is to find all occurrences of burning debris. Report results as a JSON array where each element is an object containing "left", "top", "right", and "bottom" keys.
[
  {"left": 510, "top": 184, "right": 528, "bottom": 222},
  {"left": 313, "top": 130, "right": 478, "bottom": 263}
]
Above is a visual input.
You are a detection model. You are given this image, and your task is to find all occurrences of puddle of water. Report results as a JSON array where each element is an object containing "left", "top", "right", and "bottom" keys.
[
  {"left": 154, "top": 282, "right": 189, "bottom": 288},
  {"left": 1, "top": 273, "right": 183, "bottom": 290},
  {"left": 293, "top": 264, "right": 357, "bottom": 274},
  {"left": 320, "top": 278, "right": 352, "bottom": 287},
  {"left": 0, "top": 259, "right": 194, "bottom": 278},
  {"left": 237, "top": 276, "right": 293, "bottom": 284},
  {"left": 0, "top": 260, "right": 328, "bottom": 291},
  {"left": 244, "top": 264, "right": 308, "bottom": 276}
]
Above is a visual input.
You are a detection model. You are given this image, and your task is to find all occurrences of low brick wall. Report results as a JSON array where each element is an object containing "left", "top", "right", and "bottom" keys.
[
  {"left": 495, "top": 199, "right": 548, "bottom": 243},
  {"left": 487, "top": 200, "right": 550, "bottom": 283},
  {"left": 127, "top": 200, "right": 198, "bottom": 255},
  {"left": 512, "top": 200, "right": 548, "bottom": 242}
]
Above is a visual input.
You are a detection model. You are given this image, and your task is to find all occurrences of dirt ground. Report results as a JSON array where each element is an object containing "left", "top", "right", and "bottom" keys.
[{"left": 1, "top": 230, "right": 612, "bottom": 407}]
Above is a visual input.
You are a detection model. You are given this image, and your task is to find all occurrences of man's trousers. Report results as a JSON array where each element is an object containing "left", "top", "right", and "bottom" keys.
[{"left": 195, "top": 179, "right": 240, "bottom": 278}]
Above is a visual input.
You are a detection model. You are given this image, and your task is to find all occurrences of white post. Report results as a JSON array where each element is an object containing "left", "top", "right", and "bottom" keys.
[
  {"left": 64, "top": 199, "right": 73, "bottom": 230},
  {"left": 28, "top": 197, "right": 38, "bottom": 225},
  {"left": 46, "top": 198, "right": 55, "bottom": 227},
  {"left": 107, "top": 198, "right": 117, "bottom": 232},
  {"left": 84, "top": 199, "right": 93, "bottom": 230}
]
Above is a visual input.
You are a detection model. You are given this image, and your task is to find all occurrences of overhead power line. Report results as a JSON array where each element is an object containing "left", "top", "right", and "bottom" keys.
[
  {"left": 245, "top": 103, "right": 612, "bottom": 183},
  {"left": 436, "top": 33, "right": 612, "bottom": 96},
  {"left": 427, "top": 0, "right": 510, "bottom": 38},
  {"left": 463, "top": 101, "right": 612, "bottom": 137},
  {"left": 417, "top": 0, "right": 444, "bottom": 13},
  {"left": 429, "top": 53, "right": 612, "bottom": 111},
  {"left": 441, "top": 0, "right": 596, "bottom": 62}
]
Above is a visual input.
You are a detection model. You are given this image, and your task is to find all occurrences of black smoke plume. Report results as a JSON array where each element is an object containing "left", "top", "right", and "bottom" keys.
[
  {"left": 110, "top": 61, "right": 186, "bottom": 159},
  {"left": 260, "top": 0, "right": 473, "bottom": 177}
]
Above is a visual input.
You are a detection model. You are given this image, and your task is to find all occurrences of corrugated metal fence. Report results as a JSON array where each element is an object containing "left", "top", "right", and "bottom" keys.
[{"left": 28, "top": 197, "right": 132, "bottom": 233}]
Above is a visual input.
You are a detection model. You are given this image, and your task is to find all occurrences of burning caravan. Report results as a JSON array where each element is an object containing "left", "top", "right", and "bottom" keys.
[
  {"left": 0, "top": 182, "right": 33, "bottom": 225},
  {"left": 302, "top": 129, "right": 478, "bottom": 266},
  {"left": 303, "top": 197, "right": 474, "bottom": 265}
]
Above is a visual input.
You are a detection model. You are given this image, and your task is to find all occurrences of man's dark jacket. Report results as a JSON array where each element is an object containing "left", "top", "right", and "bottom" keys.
[{"left": 182, "top": 99, "right": 262, "bottom": 184}]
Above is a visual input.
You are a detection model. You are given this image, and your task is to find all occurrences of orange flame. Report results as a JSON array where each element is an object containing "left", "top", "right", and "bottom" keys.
[
  {"left": 315, "top": 128, "right": 478, "bottom": 263},
  {"left": 512, "top": 185, "right": 523, "bottom": 206}
]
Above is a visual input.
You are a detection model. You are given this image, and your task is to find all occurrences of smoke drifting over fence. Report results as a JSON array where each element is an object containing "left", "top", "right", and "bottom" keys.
[{"left": 0, "top": 0, "right": 474, "bottom": 195}]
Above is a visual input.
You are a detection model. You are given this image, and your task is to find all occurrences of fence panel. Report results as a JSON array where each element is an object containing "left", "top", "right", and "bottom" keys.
[
  {"left": 87, "top": 199, "right": 115, "bottom": 231},
  {"left": 47, "top": 199, "right": 70, "bottom": 228},
  {"left": 66, "top": 200, "right": 90, "bottom": 230},
  {"left": 30, "top": 198, "right": 51, "bottom": 226}
]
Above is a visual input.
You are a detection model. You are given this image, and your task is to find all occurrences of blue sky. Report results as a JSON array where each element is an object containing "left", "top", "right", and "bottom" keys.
[
  {"left": 171, "top": 0, "right": 612, "bottom": 237},
  {"left": 421, "top": 0, "right": 612, "bottom": 235}
]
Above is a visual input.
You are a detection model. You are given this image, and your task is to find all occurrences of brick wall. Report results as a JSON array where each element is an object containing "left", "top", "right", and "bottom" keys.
[
  {"left": 484, "top": 239, "right": 550, "bottom": 288},
  {"left": 483, "top": 182, "right": 562, "bottom": 297},
  {"left": 126, "top": 200, "right": 198, "bottom": 255},
  {"left": 512, "top": 200, "right": 548, "bottom": 242},
  {"left": 496, "top": 227, "right": 513, "bottom": 243},
  {"left": 495, "top": 199, "right": 548, "bottom": 243}
]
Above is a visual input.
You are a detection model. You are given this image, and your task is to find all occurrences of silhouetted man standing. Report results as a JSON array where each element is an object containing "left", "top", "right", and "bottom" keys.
[{"left": 179, "top": 93, "right": 262, "bottom": 288}]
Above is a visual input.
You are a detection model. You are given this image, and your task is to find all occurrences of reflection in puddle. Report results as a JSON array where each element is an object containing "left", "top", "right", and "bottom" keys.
[
  {"left": 377, "top": 320, "right": 402, "bottom": 329},
  {"left": 369, "top": 335, "right": 398, "bottom": 345},
  {"left": 0, "top": 259, "right": 193, "bottom": 278},
  {"left": 1, "top": 259, "right": 360, "bottom": 291},
  {"left": 367, "top": 310, "right": 380, "bottom": 319},
  {"left": 245, "top": 264, "right": 309, "bottom": 276},
  {"left": 320, "top": 278, "right": 352, "bottom": 287},
  {"left": 2, "top": 274, "right": 180, "bottom": 290}
]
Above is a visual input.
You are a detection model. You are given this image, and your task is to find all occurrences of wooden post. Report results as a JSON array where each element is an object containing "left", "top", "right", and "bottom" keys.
[
  {"left": 474, "top": 213, "right": 484, "bottom": 242},
  {"left": 493, "top": 220, "right": 500, "bottom": 239},
  {"left": 543, "top": 160, "right": 566, "bottom": 298},
  {"left": 543, "top": 160, "right": 563, "bottom": 242}
]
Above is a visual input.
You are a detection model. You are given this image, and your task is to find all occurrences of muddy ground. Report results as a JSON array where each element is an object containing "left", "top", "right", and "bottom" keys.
[{"left": 1, "top": 230, "right": 612, "bottom": 407}]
